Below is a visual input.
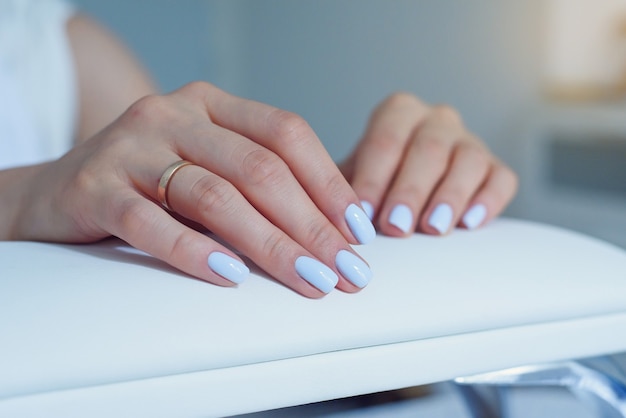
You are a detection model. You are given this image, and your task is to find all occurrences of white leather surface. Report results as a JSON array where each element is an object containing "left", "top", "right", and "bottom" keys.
[{"left": 2, "top": 219, "right": 626, "bottom": 417}]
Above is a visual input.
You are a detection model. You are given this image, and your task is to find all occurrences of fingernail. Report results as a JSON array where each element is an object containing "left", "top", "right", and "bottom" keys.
[
  {"left": 428, "top": 203, "right": 453, "bottom": 234},
  {"left": 295, "top": 256, "right": 339, "bottom": 293},
  {"left": 345, "top": 203, "right": 376, "bottom": 245},
  {"left": 335, "top": 250, "right": 373, "bottom": 289},
  {"left": 207, "top": 252, "right": 249, "bottom": 284},
  {"left": 463, "top": 204, "right": 487, "bottom": 230},
  {"left": 388, "top": 204, "right": 413, "bottom": 233},
  {"left": 360, "top": 200, "right": 374, "bottom": 220}
]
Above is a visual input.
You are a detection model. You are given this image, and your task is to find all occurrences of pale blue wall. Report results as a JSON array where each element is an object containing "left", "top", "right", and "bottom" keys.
[
  {"left": 72, "top": 0, "right": 214, "bottom": 93},
  {"left": 229, "top": 0, "right": 544, "bottom": 162},
  {"left": 71, "top": 0, "right": 544, "bottom": 162}
]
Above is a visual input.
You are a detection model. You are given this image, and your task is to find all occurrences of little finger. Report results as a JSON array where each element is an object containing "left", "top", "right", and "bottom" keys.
[
  {"left": 460, "top": 162, "right": 518, "bottom": 230},
  {"left": 106, "top": 190, "right": 250, "bottom": 287},
  {"left": 418, "top": 141, "right": 490, "bottom": 235}
]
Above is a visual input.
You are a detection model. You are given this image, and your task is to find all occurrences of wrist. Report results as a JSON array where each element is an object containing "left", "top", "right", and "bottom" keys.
[{"left": 0, "top": 162, "right": 50, "bottom": 240}]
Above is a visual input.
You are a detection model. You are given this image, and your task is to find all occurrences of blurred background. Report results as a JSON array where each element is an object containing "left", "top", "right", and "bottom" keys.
[{"left": 73, "top": 0, "right": 626, "bottom": 249}]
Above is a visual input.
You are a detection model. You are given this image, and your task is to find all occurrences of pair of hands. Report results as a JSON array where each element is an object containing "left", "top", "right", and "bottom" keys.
[{"left": 14, "top": 82, "right": 516, "bottom": 298}]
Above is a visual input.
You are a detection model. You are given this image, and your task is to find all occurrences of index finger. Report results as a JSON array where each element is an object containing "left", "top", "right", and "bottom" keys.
[
  {"left": 180, "top": 82, "right": 375, "bottom": 246},
  {"left": 346, "top": 93, "right": 430, "bottom": 226}
]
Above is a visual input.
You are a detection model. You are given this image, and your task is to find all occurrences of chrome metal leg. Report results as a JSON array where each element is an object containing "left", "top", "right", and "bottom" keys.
[
  {"left": 454, "top": 359, "right": 626, "bottom": 418},
  {"left": 454, "top": 384, "right": 503, "bottom": 418}
]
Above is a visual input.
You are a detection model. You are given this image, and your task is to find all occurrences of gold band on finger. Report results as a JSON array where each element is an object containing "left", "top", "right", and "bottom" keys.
[{"left": 157, "top": 160, "right": 194, "bottom": 210}]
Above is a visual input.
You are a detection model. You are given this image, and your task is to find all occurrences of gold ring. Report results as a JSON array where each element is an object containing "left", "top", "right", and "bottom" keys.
[{"left": 157, "top": 160, "right": 194, "bottom": 210}]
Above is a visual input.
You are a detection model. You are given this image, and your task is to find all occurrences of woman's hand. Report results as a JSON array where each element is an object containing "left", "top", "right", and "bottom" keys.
[
  {"left": 11, "top": 82, "right": 375, "bottom": 298},
  {"left": 340, "top": 93, "right": 518, "bottom": 236}
]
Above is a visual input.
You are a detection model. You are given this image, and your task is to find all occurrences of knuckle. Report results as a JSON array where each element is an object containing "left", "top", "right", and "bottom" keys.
[
  {"left": 241, "top": 148, "right": 288, "bottom": 187},
  {"left": 323, "top": 173, "right": 349, "bottom": 202},
  {"left": 178, "top": 80, "right": 215, "bottom": 103},
  {"left": 432, "top": 104, "right": 462, "bottom": 124},
  {"left": 303, "top": 219, "right": 336, "bottom": 250},
  {"left": 262, "top": 230, "right": 293, "bottom": 262},
  {"left": 268, "top": 109, "right": 313, "bottom": 146},
  {"left": 373, "top": 92, "right": 427, "bottom": 120},
  {"left": 384, "top": 91, "right": 424, "bottom": 109},
  {"left": 183, "top": 80, "right": 212, "bottom": 93},
  {"left": 67, "top": 164, "right": 99, "bottom": 197},
  {"left": 115, "top": 196, "right": 155, "bottom": 236},
  {"left": 167, "top": 230, "right": 196, "bottom": 261},
  {"left": 125, "top": 94, "right": 172, "bottom": 123},
  {"left": 192, "top": 176, "right": 237, "bottom": 215}
]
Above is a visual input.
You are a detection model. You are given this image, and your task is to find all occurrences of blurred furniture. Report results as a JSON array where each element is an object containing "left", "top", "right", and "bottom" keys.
[
  {"left": 1, "top": 219, "right": 626, "bottom": 417},
  {"left": 515, "top": 102, "right": 626, "bottom": 250}
]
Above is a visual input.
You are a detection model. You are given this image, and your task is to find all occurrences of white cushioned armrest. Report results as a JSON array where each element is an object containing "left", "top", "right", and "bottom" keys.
[{"left": 1, "top": 218, "right": 626, "bottom": 417}]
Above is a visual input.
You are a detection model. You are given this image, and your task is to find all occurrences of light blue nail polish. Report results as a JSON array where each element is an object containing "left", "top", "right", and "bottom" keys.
[
  {"left": 360, "top": 200, "right": 374, "bottom": 221},
  {"left": 463, "top": 204, "right": 487, "bottom": 230},
  {"left": 345, "top": 203, "right": 376, "bottom": 245},
  {"left": 428, "top": 203, "right": 453, "bottom": 234},
  {"left": 295, "top": 256, "right": 338, "bottom": 293},
  {"left": 207, "top": 252, "right": 249, "bottom": 284},
  {"left": 335, "top": 250, "right": 373, "bottom": 289},
  {"left": 389, "top": 204, "right": 413, "bottom": 234}
]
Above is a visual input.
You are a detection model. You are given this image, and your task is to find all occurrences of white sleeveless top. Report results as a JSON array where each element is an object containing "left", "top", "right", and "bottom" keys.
[{"left": 0, "top": 0, "right": 77, "bottom": 169}]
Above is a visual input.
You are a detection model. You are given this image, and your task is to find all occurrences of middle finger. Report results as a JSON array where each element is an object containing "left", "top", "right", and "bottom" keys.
[{"left": 378, "top": 106, "right": 465, "bottom": 236}]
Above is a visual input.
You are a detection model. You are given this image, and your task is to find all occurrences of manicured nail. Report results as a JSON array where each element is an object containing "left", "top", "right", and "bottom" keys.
[
  {"left": 428, "top": 203, "right": 453, "bottom": 234},
  {"left": 207, "top": 252, "right": 249, "bottom": 284},
  {"left": 345, "top": 203, "right": 376, "bottom": 244},
  {"left": 360, "top": 200, "right": 374, "bottom": 220},
  {"left": 335, "top": 250, "right": 373, "bottom": 289},
  {"left": 463, "top": 204, "right": 487, "bottom": 230},
  {"left": 388, "top": 204, "right": 413, "bottom": 234},
  {"left": 295, "top": 256, "right": 338, "bottom": 293}
]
